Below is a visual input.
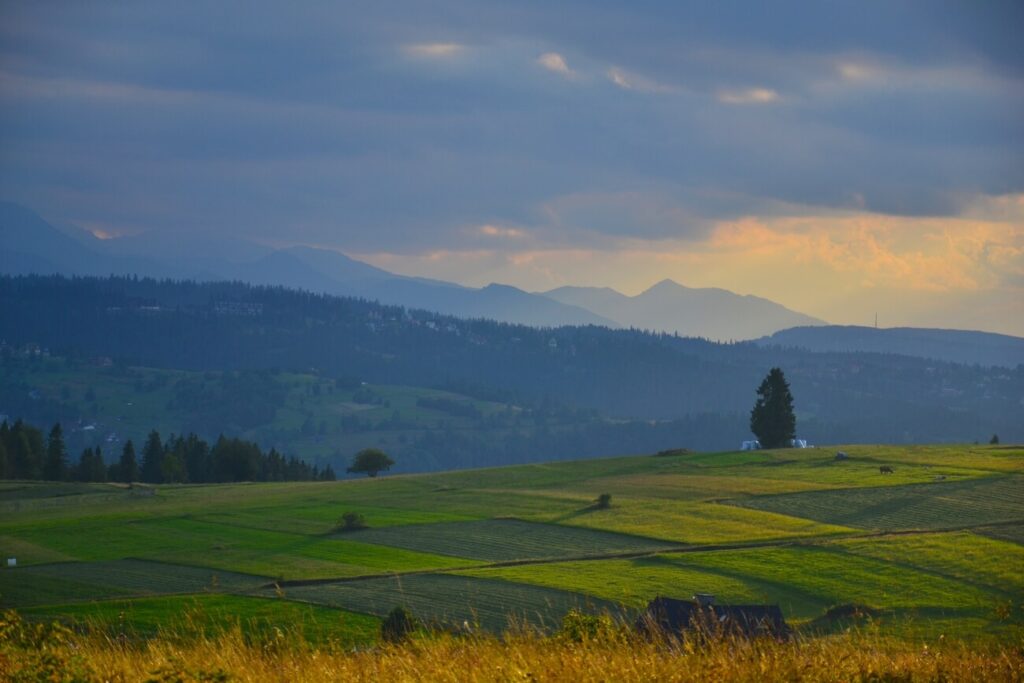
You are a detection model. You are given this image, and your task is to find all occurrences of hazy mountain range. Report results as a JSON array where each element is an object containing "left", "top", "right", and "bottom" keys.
[
  {"left": 544, "top": 282, "right": 824, "bottom": 341},
  {"left": 0, "top": 201, "right": 612, "bottom": 329},
  {"left": 2, "top": 201, "right": 823, "bottom": 339},
  {"left": 4, "top": 200, "right": 1023, "bottom": 362}
]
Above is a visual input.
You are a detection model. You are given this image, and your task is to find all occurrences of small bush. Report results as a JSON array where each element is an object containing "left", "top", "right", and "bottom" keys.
[
  {"left": 381, "top": 606, "right": 419, "bottom": 644},
  {"left": 654, "top": 448, "right": 692, "bottom": 457},
  {"left": 558, "top": 609, "right": 621, "bottom": 643},
  {"left": 336, "top": 511, "right": 368, "bottom": 532},
  {"left": 595, "top": 493, "right": 612, "bottom": 509}
]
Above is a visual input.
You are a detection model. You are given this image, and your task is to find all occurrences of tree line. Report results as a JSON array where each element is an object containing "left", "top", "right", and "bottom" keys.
[{"left": 0, "top": 419, "right": 334, "bottom": 483}]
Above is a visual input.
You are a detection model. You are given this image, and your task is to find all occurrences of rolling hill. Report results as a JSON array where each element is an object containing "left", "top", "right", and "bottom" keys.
[
  {"left": 757, "top": 325, "right": 1024, "bottom": 368},
  {"left": 2, "top": 443, "right": 1022, "bottom": 644}
]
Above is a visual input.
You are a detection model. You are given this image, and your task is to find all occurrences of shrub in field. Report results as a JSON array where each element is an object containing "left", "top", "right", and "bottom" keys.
[
  {"left": 558, "top": 609, "right": 622, "bottom": 643},
  {"left": 336, "top": 511, "right": 368, "bottom": 532},
  {"left": 595, "top": 493, "right": 612, "bottom": 509},
  {"left": 654, "top": 448, "right": 692, "bottom": 457},
  {"left": 381, "top": 606, "right": 419, "bottom": 643}
]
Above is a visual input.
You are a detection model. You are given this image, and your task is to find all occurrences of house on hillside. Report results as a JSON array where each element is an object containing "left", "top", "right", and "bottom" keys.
[{"left": 636, "top": 595, "right": 790, "bottom": 640}]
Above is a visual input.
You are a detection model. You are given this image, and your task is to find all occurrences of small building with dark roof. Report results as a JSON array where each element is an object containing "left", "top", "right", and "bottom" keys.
[{"left": 637, "top": 596, "right": 791, "bottom": 641}]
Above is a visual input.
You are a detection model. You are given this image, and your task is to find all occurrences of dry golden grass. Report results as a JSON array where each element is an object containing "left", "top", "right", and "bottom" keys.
[{"left": 3, "top": 610, "right": 1022, "bottom": 682}]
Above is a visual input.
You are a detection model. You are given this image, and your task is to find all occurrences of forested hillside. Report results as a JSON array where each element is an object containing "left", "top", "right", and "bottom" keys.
[
  {"left": 758, "top": 325, "right": 1024, "bottom": 368},
  {"left": 1, "top": 276, "right": 1021, "bottom": 466}
]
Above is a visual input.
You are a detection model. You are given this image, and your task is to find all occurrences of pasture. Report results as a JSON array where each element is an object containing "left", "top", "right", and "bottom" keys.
[
  {"left": 0, "top": 559, "right": 264, "bottom": 607},
  {"left": 271, "top": 574, "right": 618, "bottom": 633},
  {"left": 1, "top": 443, "right": 1022, "bottom": 644},
  {"left": 736, "top": 474, "right": 1024, "bottom": 530},
  {"left": 341, "top": 519, "right": 679, "bottom": 561}
]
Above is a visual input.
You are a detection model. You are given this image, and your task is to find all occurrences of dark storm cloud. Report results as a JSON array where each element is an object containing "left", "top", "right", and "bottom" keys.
[{"left": 0, "top": 0, "right": 1021, "bottom": 251}]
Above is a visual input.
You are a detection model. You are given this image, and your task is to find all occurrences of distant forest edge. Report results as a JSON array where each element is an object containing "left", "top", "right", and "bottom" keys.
[
  {"left": 0, "top": 275, "right": 1021, "bottom": 472},
  {"left": 0, "top": 417, "right": 334, "bottom": 483}
]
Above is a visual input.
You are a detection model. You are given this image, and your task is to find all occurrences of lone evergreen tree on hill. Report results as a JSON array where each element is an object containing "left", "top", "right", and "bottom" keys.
[{"left": 750, "top": 368, "right": 796, "bottom": 449}]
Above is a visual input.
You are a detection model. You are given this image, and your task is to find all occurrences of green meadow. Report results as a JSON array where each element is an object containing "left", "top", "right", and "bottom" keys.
[
  {"left": 22, "top": 594, "right": 380, "bottom": 646},
  {"left": 1, "top": 443, "right": 1022, "bottom": 643}
]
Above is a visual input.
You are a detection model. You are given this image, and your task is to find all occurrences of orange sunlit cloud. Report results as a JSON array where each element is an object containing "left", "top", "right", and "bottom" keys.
[{"left": 354, "top": 194, "right": 1024, "bottom": 334}]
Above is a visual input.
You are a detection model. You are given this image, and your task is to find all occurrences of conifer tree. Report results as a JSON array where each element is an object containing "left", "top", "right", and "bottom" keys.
[
  {"left": 119, "top": 440, "right": 139, "bottom": 483},
  {"left": 91, "top": 446, "right": 107, "bottom": 482},
  {"left": 749, "top": 368, "right": 796, "bottom": 449},
  {"left": 140, "top": 430, "right": 164, "bottom": 483},
  {"left": 43, "top": 423, "right": 68, "bottom": 481}
]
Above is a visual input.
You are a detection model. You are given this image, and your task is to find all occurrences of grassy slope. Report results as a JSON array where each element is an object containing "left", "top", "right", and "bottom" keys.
[
  {"left": 22, "top": 594, "right": 380, "bottom": 646},
  {"left": 1, "top": 443, "right": 1022, "bottom": 642}
]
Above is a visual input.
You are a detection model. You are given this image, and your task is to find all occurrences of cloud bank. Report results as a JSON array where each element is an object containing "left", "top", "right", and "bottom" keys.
[{"left": 1, "top": 1, "right": 1022, "bottom": 332}]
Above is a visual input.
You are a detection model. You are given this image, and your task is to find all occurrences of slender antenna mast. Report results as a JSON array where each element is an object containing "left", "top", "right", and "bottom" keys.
[{"left": 874, "top": 312, "right": 878, "bottom": 329}]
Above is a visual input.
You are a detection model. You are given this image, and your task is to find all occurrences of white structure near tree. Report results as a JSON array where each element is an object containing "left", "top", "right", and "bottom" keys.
[{"left": 743, "top": 438, "right": 810, "bottom": 450}]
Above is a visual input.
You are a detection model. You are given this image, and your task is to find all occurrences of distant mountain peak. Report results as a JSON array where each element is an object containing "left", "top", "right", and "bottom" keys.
[
  {"left": 543, "top": 278, "right": 825, "bottom": 341},
  {"left": 643, "top": 278, "right": 688, "bottom": 294}
]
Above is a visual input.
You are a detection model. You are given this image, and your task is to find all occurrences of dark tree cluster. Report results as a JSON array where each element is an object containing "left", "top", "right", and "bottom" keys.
[
  {"left": 0, "top": 419, "right": 47, "bottom": 480},
  {"left": 0, "top": 419, "right": 333, "bottom": 483},
  {"left": 135, "top": 430, "right": 335, "bottom": 484}
]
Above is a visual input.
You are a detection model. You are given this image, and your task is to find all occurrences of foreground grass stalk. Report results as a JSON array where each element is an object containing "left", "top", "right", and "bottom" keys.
[{"left": 2, "top": 611, "right": 1022, "bottom": 682}]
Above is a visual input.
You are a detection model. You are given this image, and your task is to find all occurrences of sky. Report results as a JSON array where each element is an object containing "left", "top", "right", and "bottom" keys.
[{"left": 1, "top": 1, "right": 1023, "bottom": 333}]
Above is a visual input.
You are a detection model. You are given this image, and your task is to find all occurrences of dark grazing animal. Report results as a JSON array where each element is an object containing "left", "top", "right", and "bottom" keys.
[{"left": 879, "top": 465, "right": 894, "bottom": 474}]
